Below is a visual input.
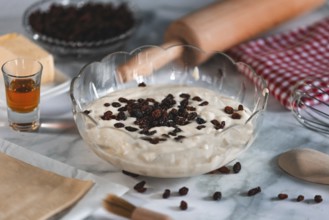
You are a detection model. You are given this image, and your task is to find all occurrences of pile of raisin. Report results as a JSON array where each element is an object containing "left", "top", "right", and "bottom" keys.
[{"left": 28, "top": 2, "right": 135, "bottom": 43}]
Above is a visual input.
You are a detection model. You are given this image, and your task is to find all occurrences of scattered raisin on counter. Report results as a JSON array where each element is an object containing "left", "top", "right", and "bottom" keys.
[
  {"left": 213, "top": 191, "right": 222, "bottom": 201},
  {"left": 314, "top": 195, "right": 323, "bottom": 203},
  {"left": 247, "top": 186, "right": 261, "bottom": 196},
  {"left": 277, "top": 193, "right": 288, "bottom": 200},
  {"left": 162, "top": 189, "right": 171, "bottom": 199},
  {"left": 180, "top": 200, "right": 188, "bottom": 210},
  {"left": 296, "top": 195, "right": 304, "bottom": 202},
  {"left": 233, "top": 162, "right": 241, "bottom": 174},
  {"left": 134, "top": 180, "right": 147, "bottom": 193},
  {"left": 179, "top": 186, "right": 189, "bottom": 196}
]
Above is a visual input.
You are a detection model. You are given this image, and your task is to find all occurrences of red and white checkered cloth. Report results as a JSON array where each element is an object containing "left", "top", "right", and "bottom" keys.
[{"left": 228, "top": 17, "right": 329, "bottom": 109}]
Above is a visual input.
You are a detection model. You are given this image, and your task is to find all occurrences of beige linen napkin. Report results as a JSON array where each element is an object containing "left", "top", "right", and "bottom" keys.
[{"left": 0, "top": 152, "right": 94, "bottom": 220}]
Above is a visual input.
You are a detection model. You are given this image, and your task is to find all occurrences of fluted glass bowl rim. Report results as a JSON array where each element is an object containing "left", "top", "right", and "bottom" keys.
[{"left": 70, "top": 45, "right": 269, "bottom": 177}]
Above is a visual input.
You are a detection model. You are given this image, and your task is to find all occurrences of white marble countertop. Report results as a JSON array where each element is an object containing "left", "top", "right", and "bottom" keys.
[{"left": 1, "top": 1, "right": 329, "bottom": 219}]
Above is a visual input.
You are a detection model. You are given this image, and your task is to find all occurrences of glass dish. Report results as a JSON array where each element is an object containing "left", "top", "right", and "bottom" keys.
[
  {"left": 22, "top": 0, "right": 140, "bottom": 57},
  {"left": 70, "top": 45, "right": 269, "bottom": 178}
]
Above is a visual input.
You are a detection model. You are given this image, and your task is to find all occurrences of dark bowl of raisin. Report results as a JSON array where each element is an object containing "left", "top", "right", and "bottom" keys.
[
  {"left": 23, "top": 0, "right": 140, "bottom": 57},
  {"left": 70, "top": 45, "right": 269, "bottom": 178}
]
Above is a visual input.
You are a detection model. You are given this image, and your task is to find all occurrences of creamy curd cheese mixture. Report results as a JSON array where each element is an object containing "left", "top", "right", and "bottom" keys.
[{"left": 83, "top": 84, "right": 254, "bottom": 177}]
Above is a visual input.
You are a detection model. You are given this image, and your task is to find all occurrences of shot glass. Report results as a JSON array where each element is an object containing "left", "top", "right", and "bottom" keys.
[{"left": 2, "top": 58, "right": 42, "bottom": 131}]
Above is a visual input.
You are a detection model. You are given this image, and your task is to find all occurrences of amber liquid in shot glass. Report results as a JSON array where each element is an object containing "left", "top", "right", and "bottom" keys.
[
  {"left": 6, "top": 78, "right": 40, "bottom": 113},
  {"left": 2, "top": 58, "right": 42, "bottom": 131}
]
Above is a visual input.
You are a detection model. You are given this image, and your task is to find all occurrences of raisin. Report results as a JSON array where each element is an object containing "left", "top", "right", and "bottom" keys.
[
  {"left": 196, "top": 125, "right": 206, "bottom": 130},
  {"left": 114, "top": 123, "right": 125, "bottom": 128},
  {"left": 151, "top": 109, "right": 162, "bottom": 119},
  {"left": 213, "top": 191, "right": 222, "bottom": 201},
  {"left": 140, "top": 129, "right": 157, "bottom": 136},
  {"left": 180, "top": 200, "right": 188, "bottom": 210},
  {"left": 174, "top": 135, "right": 186, "bottom": 142},
  {"left": 134, "top": 180, "right": 146, "bottom": 193},
  {"left": 118, "top": 106, "right": 127, "bottom": 112},
  {"left": 118, "top": 97, "right": 128, "bottom": 103},
  {"left": 179, "top": 93, "right": 190, "bottom": 99},
  {"left": 238, "top": 104, "right": 244, "bottom": 111},
  {"left": 122, "top": 170, "right": 139, "bottom": 177},
  {"left": 233, "top": 162, "right": 241, "bottom": 173},
  {"left": 116, "top": 111, "right": 127, "bottom": 121},
  {"left": 149, "top": 138, "right": 160, "bottom": 145},
  {"left": 112, "top": 102, "right": 121, "bottom": 107},
  {"left": 162, "top": 189, "right": 171, "bottom": 199},
  {"left": 178, "top": 186, "right": 189, "bottom": 196},
  {"left": 218, "top": 166, "right": 230, "bottom": 174},
  {"left": 83, "top": 110, "right": 91, "bottom": 115},
  {"left": 231, "top": 112, "right": 241, "bottom": 119},
  {"left": 186, "top": 106, "right": 196, "bottom": 111},
  {"left": 104, "top": 103, "right": 110, "bottom": 107},
  {"left": 247, "top": 186, "right": 261, "bottom": 196},
  {"left": 211, "top": 119, "right": 220, "bottom": 126},
  {"left": 314, "top": 195, "right": 323, "bottom": 203},
  {"left": 187, "top": 112, "right": 197, "bottom": 120},
  {"left": 192, "top": 96, "right": 202, "bottom": 101},
  {"left": 28, "top": 2, "right": 135, "bottom": 42},
  {"left": 136, "top": 187, "right": 147, "bottom": 193},
  {"left": 224, "top": 106, "right": 234, "bottom": 114},
  {"left": 278, "top": 193, "right": 288, "bottom": 200},
  {"left": 199, "top": 101, "right": 209, "bottom": 106},
  {"left": 196, "top": 117, "right": 206, "bottom": 124},
  {"left": 138, "top": 82, "right": 146, "bottom": 87},
  {"left": 180, "top": 99, "right": 189, "bottom": 108},
  {"left": 101, "top": 110, "right": 113, "bottom": 120},
  {"left": 125, "top": 126, "right": 138, "bottom": 132},
  {"left": 173, "top": 127, "right": 182, "bottom": 133},
  {"left": 296, "top": 195, "right": 304, "bottom": 202}
]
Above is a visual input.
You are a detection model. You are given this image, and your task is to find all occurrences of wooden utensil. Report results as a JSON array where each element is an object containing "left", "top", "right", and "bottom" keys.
[
  {"left": 119, "top": 0, "right": 325, "bottom": 81},
  {"left": 278, "top": 148, "right": 329, "bottom": 184}
]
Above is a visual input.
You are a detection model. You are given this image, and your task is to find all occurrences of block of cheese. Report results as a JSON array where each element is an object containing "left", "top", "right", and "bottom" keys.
[{"left": 0, "top": 33, "right": 55, "bottom": 83}]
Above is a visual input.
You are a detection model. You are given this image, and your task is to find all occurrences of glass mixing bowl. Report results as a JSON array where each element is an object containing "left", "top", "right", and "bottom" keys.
[{"left": 70, "top": 45, "right": 269, "bottom": 177}]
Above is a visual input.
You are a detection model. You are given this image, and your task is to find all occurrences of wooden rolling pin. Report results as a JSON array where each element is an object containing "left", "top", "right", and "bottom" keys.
[{"left": 119, "top": 0, "right": 324, "bottom": 82}]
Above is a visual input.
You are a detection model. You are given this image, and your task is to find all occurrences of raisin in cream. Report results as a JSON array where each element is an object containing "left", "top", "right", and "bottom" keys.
[{"left": 83, "top": 84, "right": 254, "bottom": 177}]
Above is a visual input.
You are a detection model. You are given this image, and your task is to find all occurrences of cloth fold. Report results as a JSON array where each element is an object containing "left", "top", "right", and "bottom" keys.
[{"left": 228, "top": 16, "right": 329, "bottom": 109}]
